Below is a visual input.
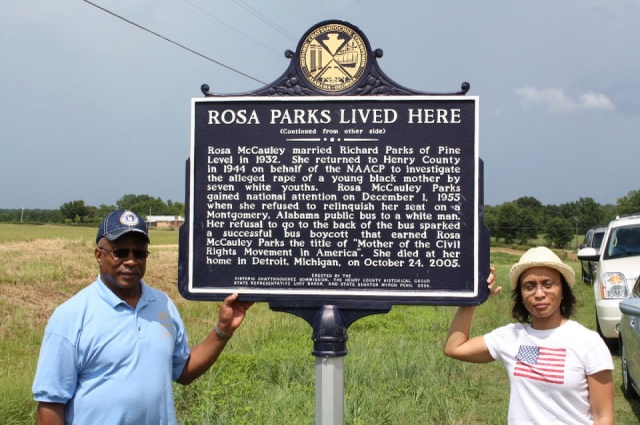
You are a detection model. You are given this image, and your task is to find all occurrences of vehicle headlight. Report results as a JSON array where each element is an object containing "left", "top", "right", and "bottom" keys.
[{"left": 600, "top": 272, "right": 628, "bottom": 299}]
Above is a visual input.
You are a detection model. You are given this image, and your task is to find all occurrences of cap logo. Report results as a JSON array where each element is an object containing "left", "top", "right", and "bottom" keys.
[{"left": 120, "top": 211, "right": 139, "bottom": 227}]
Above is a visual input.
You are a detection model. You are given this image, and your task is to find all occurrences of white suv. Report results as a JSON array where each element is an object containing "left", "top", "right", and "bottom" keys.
[{"left": 578, "top": 214, "right": 640, "bottom": 346}]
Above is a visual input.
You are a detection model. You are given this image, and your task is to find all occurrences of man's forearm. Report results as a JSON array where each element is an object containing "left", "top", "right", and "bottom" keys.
[{"left": 36, "top": 402, "right": 65, "bottom": 425}]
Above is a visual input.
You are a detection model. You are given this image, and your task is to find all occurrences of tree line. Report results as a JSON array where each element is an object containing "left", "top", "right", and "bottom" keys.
[
  {"left": 485, "top": 190, "right": 640, "bottom": 248},
  {"left": 1, "top": 190, "right": 639, "bottom": 249},
  {"left": 0, "top": 194, "right": 185, "bottom": 226}
]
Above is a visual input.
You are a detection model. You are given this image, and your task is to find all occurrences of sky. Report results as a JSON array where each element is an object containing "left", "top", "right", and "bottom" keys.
[{"left": 1, "top": 0, "right": 638, "bottom": 209}]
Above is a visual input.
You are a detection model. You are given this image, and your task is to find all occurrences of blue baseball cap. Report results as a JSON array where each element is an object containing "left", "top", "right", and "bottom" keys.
[{"left": 96, "top": 210, "right": 150, "bottom": 244}]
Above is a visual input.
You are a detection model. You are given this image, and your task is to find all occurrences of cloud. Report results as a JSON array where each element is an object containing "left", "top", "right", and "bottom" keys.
[{"left": 516, "top": 86, "right": 615, "bottom": 113}]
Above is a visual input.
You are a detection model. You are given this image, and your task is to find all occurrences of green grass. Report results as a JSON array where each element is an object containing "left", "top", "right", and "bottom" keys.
[
  {"left": 0, "top": 222, "right": 179, "bottom": 245},
  {"left": 2, "top": 225, "right": 640, "bottom": 424}
]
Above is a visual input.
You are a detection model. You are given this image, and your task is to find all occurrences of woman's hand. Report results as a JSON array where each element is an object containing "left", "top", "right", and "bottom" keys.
[{"left": 487, "top": 266, "right": 502, "bottom": 298}]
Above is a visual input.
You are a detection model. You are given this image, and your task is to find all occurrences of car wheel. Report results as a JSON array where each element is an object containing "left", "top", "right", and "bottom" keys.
[{"left": 621, "top": 338, "right": 638, "bottom": 399}]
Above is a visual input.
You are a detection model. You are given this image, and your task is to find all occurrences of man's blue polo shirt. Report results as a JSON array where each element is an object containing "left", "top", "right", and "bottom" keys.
[{"left": 33, "top": 277, "right": 190, "bottom": 425}]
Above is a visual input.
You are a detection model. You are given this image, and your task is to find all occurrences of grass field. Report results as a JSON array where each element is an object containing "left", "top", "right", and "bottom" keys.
[
  {"left": 0, "top": 222, "right": 180, "bottom": 245},
  {"left": 1, "top": 223, "right": 639, "bottom": 424}
]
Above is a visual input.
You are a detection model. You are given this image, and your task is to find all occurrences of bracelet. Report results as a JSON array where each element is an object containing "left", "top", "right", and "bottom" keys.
[{"left": 214, "top": 325, "right": 233, "bottom": 340}]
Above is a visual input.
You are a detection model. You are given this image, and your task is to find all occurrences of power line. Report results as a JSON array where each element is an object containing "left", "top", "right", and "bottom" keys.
[
  {"left": 174, "top": 0, "right": 283, "bottom": 57},
  {"left": 82, "top": 0, "right": 267, "bottom": 85},
  {"left": 231, "top": 0, "right": 296, "bottom": 40}
]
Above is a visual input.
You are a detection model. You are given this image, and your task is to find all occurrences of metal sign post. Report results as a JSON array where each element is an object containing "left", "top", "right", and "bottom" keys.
[
  {"left": 269, "top": 301, "right": 390, "bottom": 424},
  {"left": 313, "top": 306, "right": 346, "bottom": 425},
  {"left": 316, "top": 355, "right": 344, "bottom": 425}
]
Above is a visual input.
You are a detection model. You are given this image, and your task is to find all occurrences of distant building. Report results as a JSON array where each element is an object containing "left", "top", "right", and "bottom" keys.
[{"left": 146, "top": 215, "right": 185, "bottom": 228}]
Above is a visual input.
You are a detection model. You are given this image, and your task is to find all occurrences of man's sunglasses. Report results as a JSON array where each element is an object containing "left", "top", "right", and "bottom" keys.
[{"left": 98, "top": 247, "right": 150, "bottom": 260}]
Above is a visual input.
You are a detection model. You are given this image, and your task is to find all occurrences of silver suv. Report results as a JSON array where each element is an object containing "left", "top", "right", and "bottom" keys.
[
  {"left": 579, "top": 226, "right": 607, "bottom": 285},
  {"left": 578, "top": 214, "right": 640, "bottom": 346}
]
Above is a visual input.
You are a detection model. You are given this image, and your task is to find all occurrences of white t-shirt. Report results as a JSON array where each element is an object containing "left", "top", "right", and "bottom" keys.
[{"left": 484, "top": 320, "right": 613, "bottom": 425}]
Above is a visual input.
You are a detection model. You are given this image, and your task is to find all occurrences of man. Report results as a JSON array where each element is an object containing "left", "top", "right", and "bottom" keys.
[{"left": 32, "top": 210, "right": 252, "bottom": 425}]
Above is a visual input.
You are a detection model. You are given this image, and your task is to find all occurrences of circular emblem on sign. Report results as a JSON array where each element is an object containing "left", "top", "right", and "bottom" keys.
[
  {"left": 120, "top": 210, "right": 139, "bottom": 226},
  {"left": 299, "top": 23, "right": 368, "bottom": 92}
]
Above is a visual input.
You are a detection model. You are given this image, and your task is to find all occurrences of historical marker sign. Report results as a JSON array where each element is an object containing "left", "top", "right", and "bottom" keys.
[{"left": 178, "top": 20, "right": 490, "bottom": 306}]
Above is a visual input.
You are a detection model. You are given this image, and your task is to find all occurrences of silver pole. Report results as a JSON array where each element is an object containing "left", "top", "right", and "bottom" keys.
[
  {"left": 268, "top": 303, "right": 389, "bottom": 425},
  {"left": 316, "top": 356, "right": 344, "bottom": 425}
]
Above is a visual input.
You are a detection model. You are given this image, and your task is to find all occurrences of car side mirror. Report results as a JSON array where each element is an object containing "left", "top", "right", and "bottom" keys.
[
  {"left": 620, "top": 298, "right": 640, "bottom": 316},
  {"left": 577, "top": 247, "right": 599, "bottom": 262}
]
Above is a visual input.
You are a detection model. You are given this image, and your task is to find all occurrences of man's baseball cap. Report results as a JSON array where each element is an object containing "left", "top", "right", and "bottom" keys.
[{"left": 96, "top": 209, "right": 150, "bottom": 244}]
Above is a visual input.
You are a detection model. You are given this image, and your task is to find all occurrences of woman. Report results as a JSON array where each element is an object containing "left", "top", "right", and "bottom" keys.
[{"left": 444, "top": 247, "right": 614, "bottom": 424}]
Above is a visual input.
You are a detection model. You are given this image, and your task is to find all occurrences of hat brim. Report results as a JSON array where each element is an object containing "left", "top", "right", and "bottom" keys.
[
  {"left": 510, "top": 261, "right": 575, "bottom": 289},
  {"left": 102, "top": 228, "right": 150, "bottom": 243}
]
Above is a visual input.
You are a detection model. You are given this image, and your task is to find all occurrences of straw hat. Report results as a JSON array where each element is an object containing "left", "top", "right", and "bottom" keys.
[{"left": 509, "top": 247, "right": 575, "bottom": 289}]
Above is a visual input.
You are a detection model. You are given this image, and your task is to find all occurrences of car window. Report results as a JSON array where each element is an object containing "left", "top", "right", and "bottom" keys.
[
  {"left": 605, "top": 225, "right": 640, "bottom": 259},
  {"left": 593, "top": 232, "right": 605, "bottom": 248},
  {"left": 580, "top": 230, "right": 594, "bottom": 249}
]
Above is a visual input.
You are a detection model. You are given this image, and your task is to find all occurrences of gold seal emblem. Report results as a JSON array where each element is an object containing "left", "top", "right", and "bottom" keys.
[{"left": 299, "top": 23, "right": 368, "bottom": 92}]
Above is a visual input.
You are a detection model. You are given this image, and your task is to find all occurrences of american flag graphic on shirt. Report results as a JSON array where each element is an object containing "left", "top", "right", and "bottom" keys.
[{"left": 514, "top": 345, "right": 566, "bottom": 384}]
